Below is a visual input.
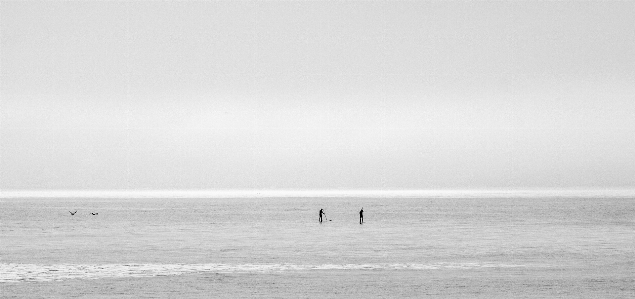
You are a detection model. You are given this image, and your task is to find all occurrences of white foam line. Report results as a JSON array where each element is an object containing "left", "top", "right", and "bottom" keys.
[{"left": 0, "top": 263, "right": 541, "bottom": 283}]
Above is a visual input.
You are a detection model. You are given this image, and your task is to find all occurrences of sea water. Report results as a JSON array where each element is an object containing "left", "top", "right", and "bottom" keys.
[{"left": 1, "top": 196, "right": 634, "bottom": 298}]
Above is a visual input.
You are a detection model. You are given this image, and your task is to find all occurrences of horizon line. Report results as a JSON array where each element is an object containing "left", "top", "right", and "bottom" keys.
[{"left": 1, "top": 189, "right": 635, "bottom": 199}]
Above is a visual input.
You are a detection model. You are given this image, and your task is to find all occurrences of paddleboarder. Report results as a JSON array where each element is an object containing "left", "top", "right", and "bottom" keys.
[
  {"left": 319, "top": 209, "right": 325, "bottom": 223},
  {"left": 359, "top": 208, "right": 363, "bottom": 224}
]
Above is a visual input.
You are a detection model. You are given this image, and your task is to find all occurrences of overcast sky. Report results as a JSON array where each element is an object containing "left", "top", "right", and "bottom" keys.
[{"left": 1, "top": 1, "right": 634, "bottom": 191}]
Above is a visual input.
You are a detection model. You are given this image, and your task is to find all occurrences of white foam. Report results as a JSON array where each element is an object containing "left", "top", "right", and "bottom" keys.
[{"left": 0, "top": 262, "right": 537, "bottom": 283}]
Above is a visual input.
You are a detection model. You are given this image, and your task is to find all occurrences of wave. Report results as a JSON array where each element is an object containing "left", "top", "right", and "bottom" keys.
[{"left": 0, "top": 262, "right": 540, "bottom": 283}]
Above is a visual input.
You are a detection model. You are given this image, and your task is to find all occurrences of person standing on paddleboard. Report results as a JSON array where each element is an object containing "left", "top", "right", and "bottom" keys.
[
  {"left": 359, "top": 208, "right": 364, "bottom": 224},
  {"left": 319, "top": 209, "right": 326, "bottom": 223}
]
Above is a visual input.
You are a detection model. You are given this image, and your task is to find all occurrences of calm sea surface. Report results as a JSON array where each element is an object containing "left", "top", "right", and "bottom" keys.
[{"left": 1, "top": 196, "right": 634, "bottom": 298}]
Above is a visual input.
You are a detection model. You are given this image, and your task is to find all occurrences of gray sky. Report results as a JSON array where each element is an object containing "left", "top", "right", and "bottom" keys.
[{"left": 1, "top": 1, "right": 634, "bottom": 191}]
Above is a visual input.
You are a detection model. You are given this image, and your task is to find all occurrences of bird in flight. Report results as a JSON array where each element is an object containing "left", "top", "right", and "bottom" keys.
[
  {"left": 91, "top": 213, "right": 98, "bottom": 215},
  {"left": 69, "top": 211, "right": 77, "bottom": 215}
]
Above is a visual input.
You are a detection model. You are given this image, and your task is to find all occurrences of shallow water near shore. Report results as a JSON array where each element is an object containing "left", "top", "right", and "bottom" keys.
[{"left": 1, "top": 196, "right": 634, "bottom": 297}]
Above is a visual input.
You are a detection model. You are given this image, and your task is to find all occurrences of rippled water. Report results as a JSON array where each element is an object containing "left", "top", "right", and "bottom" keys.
[{"left": 1, "top": 196, "right": 634, "bottom": 297}]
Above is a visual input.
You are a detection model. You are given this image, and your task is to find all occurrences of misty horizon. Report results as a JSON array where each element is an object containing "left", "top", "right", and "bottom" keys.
[
  {"left": 2, "top": 1, "right": 634, "bottom": 191},
  {"left": 2, "top": 188, "right": 635, "bottom": 200}
]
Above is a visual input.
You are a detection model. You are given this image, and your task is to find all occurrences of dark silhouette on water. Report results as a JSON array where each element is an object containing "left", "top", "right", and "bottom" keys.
[
  {"left": 91, "top": 213, "right": 98, "bottom": 215},
  {"left": 319, "top": 209, "right": 325, "bottom": 223},
  {"left": 69, "top": 211, "right": 77, "bottom": 215},
  {"left": 359, "top": 208, "right": 364, "bottom": 224}
]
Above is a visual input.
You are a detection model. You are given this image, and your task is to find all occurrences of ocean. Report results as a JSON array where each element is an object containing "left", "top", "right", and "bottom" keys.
[{"left": 1, "top": 196, "right": 634, "bottom": 298}]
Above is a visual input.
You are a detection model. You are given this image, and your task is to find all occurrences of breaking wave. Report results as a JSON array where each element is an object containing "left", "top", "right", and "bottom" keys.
[{"left": 0, "top": 262, "right": 538, "bottom": 283}]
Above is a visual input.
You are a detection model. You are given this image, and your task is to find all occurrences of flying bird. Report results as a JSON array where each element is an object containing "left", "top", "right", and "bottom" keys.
[
  {"left": 91, "top": 213, "right": 98, "bottom": 215},
  {"left": 69, "top": 211, "right": 77, "bottom": 215}
]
